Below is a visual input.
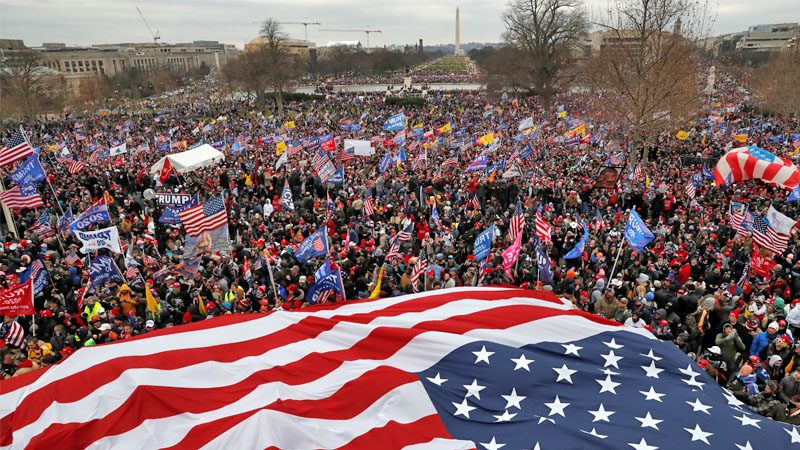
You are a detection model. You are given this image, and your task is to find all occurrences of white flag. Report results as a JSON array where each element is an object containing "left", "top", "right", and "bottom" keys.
[
  {"left": 766, "top": 205, "right": 796, "bottom": 234},
  {"left": 75, "top": 226, "right": 122, "bottom": 254},
  {"left": 344, "top": 139, "right": 375, "bottom": 156},
  {"left": 109, "top": 143, "right": 127, "bottom": 156},
  {"left": 502, "top": 164, "right": 523, "bottom": 179},
  {"left": 275, "top": 152, "right": 288, "bottom": 170}
]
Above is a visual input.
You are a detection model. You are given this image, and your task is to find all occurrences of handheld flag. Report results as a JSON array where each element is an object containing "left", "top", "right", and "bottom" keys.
[{"left": 624, "top": 210, "right": 655, "bottom": 252}]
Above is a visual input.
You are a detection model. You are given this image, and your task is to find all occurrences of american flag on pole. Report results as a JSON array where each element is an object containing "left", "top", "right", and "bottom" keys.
[
  {"left": 0, "top": 184, "right": 44, "bottom": 210},
  {"left": 0, "top": 318, "right": 25, "bottom": 348},
  {"left": 508, "top": 201, "right": 525, "bottom": 242},
  {"left": 2, "top": 287, "right": 795, "bottom": 449},
  {"left": 67, "top": 160, "right": 85, "bottom": 175},
  {"left": 64, "top": 251, "right": 82, "bottom": 267},
  {"left": 0, "top": 128, "right": 34, "bottom": 168},
  {"left": 685, "top": 178, "right": 696, "bottom": 200},
  {"left": 442, "top": 155, "right": 460, "bottom": 168},
  {"left": 178, "top": 196, "right": 228, "bottom": 237},
  {"left": 535, "top": 206, "right": 552, "bottom": 244},
  {"left": 411, "top": 150, "right": 427, "bottom": 171},
  {"left": 397, "top": 222, "right": 414, "bottom": 242},
  {"left": 363, "top": 192, "right": 375, "bottom": 217},
  {"left": 410, "top": 249, "right": 428, "bottom": 292},
  {"left": 30, "top": 210, "right": 56, "bottom": 239},
  {"left": 385, "top": 237, "right": 401, "bottom": 260}
]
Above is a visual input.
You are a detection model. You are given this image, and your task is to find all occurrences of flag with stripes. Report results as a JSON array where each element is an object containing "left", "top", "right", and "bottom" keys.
[
  {"left": 65, "top": 159, "right": 85, "bottom": 175},
  {"left": 64, "top": 251, "right": 82, "bottom": 267},
  {"left": 442, "top": 155, "right": 460, "bottom": 168},
  {"left": 535, "top": 206, "right": 552, "bottom": 244},
  {"left": 0, "top": 128, "right": 33, "bottom": 168},
  {"left": 685, "top": 178, "right": 696, "bottom": 200},
  {"left": 279, "top": 180, "right": 294, "bottom": 211},
  {"left": 469, "top": 195, "right": 480, "bottom": 210},
  {"left": 0, "top": 319, "right": 25, "bottom": 348},
  {"left": 177, "top": 196, "right": 228, "bottom": 237},
  {"left": 397, "top": 222, "right": 414, "bottom": 242},
  {"left": 411, "top": 150, "right": 427, "bottom": 171},
  {"left": 0, "top": 184, "right": 44, "bottom": 210},
  {"left": 363, "top": 192, "right": 375, "bottom": 217},
  {"left": 508, "top": 201, "right": 525, "bottom": 242},
  {"left": 752, "top": 206, "right": 795, "bottom": 254},
  {"left": 385, "top": 237, "right": 401, "bottom": 260},
  {"left": 410, "top": 249, "right": 428, "bottom": 292},
  {"left": 714, "top": 145, "right": 800, "bottom": 191},
  {"left": 3, "top": 287, "right": 794, "bottom": 449},
  {"left": 30, "top": 210, "right": 55, "bottom": 239}
]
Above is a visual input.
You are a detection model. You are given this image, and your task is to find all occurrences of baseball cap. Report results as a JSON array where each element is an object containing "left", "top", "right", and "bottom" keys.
[{"left": 145, "top": 320, "right": 155, "bottom": 328}]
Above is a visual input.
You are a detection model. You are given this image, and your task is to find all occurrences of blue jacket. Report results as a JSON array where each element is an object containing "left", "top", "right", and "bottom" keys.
[{"left": 749, "top": 331, "right": 776, "bottom": 356}]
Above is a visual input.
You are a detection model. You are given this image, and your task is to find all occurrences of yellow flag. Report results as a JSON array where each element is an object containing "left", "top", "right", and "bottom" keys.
[
  {"left": 103, "top": 190, "right": 115, "bottom": 204},
  {"left": 145, "top": 284, "right": 161, "bottom": 317},
  {"left": 437, "top": 123, "right": 452, "bottom": 133},
  {"left": 197, "top": 294, "right": 206, "bottom": 316},
  {"left": 557, "top": 111, "right": 567, "bottom": 118},
  {"left": 369, "top": 267, "right": 384, "bottom": 299},
  {"left": 276, "top": 141, "right": 287, "bottom": 156},
  {"left": 733, "top": 133, "right": 748, "bottom": 143},
  {"left": 567, "top": 123, "right": 586, "bottom": 138},
  {"left": 283, "top": 121, "right": 296, "bottom": 129},
  {"left": 479, "top": 133, "right": 495, "bottom": 146},
  {"left": 676, "top": 130, "right": 690, "bottom": 140}
]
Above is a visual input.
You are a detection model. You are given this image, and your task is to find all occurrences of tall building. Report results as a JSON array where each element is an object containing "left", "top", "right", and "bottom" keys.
[{"left": 454, "top": 7, "right": 464, "bottom": 56}]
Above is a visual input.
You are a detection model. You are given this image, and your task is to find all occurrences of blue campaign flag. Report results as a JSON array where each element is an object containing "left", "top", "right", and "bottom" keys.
[
  {"left": 231, "top": 141, "right": 244, "bottom": 153},
  {"left": 89, "top": 255, "right": 123, "bottom": 286},
  {"left": 702, "top": 163, "right": 715, "bottom": 180},
  {"left": 431, "top": 204, "right": 442, "bottom": 229},
  {"left": 9, "top": 154, "right": 46, "bottom": 185},
  {"left": 519, "top": 144, "right": 533, "bottom": 161},
  {"left": 159, "top": 206, "right": 183, "bottom": 225},
  {"left": 19, "top": 259, "right": 50, "bottom": 295},
  {"left": 518, "top": 116, "right": 534, "bottom": 131},
  {"left": 473, "top": 224, "right": 495, "bottom": 261},
  {"left": 328, "top": 167, "right": 344, "bottom": 185},
  {"left": 305, "top": 268, "right": 345, "bottom": 304},
  {"left": 295, "top": 226, "right": 329, "bottom": 263},
  {"left": 412, "top": 126, "right": 425, "bottom": 139},
  {"left": 59, "top": 207, "right": 73, "bottom": 231},
  {"left": 486, "top": 158, "right": 506, "bottom": 175},
  {"left": 624, "top": 210, "right": 655, "bottom": 252},
  {"left": 350, "top": 123, "right": 361, "bottom": 132},
  {"left": 536, "top": 244, "right": 553, "bottom": 283},
  {"left": 314, "top": 258, "right": 333, "bottom": 282},
  {"left": 383, "top": 113, "right": 406, "bottom": 132},
  {"left": 277, "top": 284, "right": 288, "bottom": 299},
  {"left": 379, "top": 153, "right": 394, "bottom": 174},
  {"left": 397, "top": 147, "right": 407, "bottom": 163},
  {"left": 465, "top": 154, "right": 488, "bottom": 172},
  {"left": 564, "top": 222, "right": 589, "bottom": 259},
  {"left": 788, "top": 184, "right": 800, "bottom": 203},
  {"left": 69, "top": 199, "right": 110, "bottom": 232}
]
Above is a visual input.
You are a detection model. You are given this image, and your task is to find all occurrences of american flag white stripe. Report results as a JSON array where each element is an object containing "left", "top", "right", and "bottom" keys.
[
  {"left": 2, "top": 288, "right": 639, "bottom": 449},
  {"left": 534, "top": 210, "right": 552, "bottom": 244},
  {"left": 68, "top": 160, "right": 85, "bottom": 175},
  {"left": 685, "top": 179, "right": 696, "bottom": 199}
]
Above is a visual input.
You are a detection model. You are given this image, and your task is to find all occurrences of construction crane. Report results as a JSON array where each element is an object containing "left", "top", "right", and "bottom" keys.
[
  {"left": 250, "top": 21, "right": 321, "bottom": 43},
  {"left": 136, "top": 7, "right": 161, "bottom": 45},
  {"left": 319, "top": 28, "right": 382, "bottom": 49}
]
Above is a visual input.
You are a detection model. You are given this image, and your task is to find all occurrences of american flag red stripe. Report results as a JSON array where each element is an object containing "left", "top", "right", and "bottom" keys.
[
  {"left": 0, "top": 288, "right": 596, "bottom": 449},
  {"left": 752, "top": 214, "right": 790, "bottom": 254},
  {"left": 2, "top": 319, "right": 25, "bottom": 347},
  {"left": 68, "top": 160, "right": 85, "bottom": 175},
  {"left": 0, "top": 129, "right": 34, "bottom": 168},
  {"left": 410, "top": 251, "right": 428, "bottom": 291},
  {"left": 442, "top": 156, "right": 459, "bottom": 168},
  {"left": 508, "top": 202, "right": 525, "bottom": 242},
  {"left": 685, "top": 179, "right": 696, "bottom": 200},
  {"left": 363, "top": 195, "right": 375, "bottom": 217},
  {"left": 0, "top": 186, "right": 44, "bottom": 210}
]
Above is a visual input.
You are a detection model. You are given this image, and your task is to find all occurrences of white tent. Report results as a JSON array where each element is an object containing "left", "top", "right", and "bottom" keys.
[{"left": 149, "top": 144, "right": 226, "bottom": 175}]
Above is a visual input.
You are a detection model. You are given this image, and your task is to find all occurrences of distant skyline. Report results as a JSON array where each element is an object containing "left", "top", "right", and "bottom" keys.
[{"left": 1, "top": 0, "right": 798, "bottom": 49}]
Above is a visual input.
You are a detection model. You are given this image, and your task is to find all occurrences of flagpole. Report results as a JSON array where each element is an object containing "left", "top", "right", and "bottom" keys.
[
  {"left": 264, "top": 252, "right": 280, "bottom": 306},
  {"left": 0, "top": 179, "right": 18, "bottom": 238},
  {"left": 608, "top": 242, "right": 625, "bottom": 282}
]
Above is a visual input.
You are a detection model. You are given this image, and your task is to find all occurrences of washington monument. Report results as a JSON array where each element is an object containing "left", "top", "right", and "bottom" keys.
[{"left": 454, "top": 6, "right": 464, "bottom": 56}]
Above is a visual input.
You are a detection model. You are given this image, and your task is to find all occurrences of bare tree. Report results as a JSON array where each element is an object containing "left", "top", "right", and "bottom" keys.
[
  {"left": 0, "top": 51, "right": 66, "bottom": 119},
  {"left": 258, "top": 18, "right": 299, "bottom": 114},
  {"left": 754, "top": 51, "right": 800, "bottom": 117},
  {"left": 588, "top": 0, "right": 713, "bottom": 166},
  {"left": 502, "top": 0, "right": 588, "bottom": 111}
]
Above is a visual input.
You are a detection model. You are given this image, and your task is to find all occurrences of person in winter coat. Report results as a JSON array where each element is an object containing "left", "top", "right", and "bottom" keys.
[
  {"left": 750, "top": 321, "right": 780, "bottom": 356},
  {"left": 715, "top": 323, "right": 745, "bottom": 379},
  {"left": 779, "top": 368, "right": 800, "bottom": 404},
  {"left": 746, "top": 380, "right": 785, "bottom": 420},
  {"left": 727, "top": 364, "right": 759, "bottom": 401}
]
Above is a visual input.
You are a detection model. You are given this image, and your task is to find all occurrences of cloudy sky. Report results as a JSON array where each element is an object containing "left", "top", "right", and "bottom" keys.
[{"left": 1, "top": 0, "right": 798, "bottom": 48}]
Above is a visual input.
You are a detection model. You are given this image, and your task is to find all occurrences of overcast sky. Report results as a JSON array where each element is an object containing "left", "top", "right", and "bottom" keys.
[{"left": 1, "top": 0, "right": 798, "bottom": 48}]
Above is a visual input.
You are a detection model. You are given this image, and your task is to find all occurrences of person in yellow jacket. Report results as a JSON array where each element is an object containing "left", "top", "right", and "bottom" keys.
[
  {"left": 81, "top": 296, "right": 103, "bottom": 324},
  {"left": 26, "top": 338, "right": 53, "bottom": 365},
  {"left": 117, "top": 284, "right": 138, "bottom": 315}
]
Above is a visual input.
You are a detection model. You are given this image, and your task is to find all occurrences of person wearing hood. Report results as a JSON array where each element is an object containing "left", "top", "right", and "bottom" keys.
[
  {"left": 715, "top": 322, "right": 745, "bottom": 380},
  {"left": 116, "top": 284, "right": 138, "bottom": 315},
  {"left": 751, "top": 321, "right": 781, "bottom": 357}
]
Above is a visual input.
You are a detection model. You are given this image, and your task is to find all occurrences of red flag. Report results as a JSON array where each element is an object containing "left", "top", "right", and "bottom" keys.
[
  {"left": 0, "top": 279, "right": 34, "bottom": 315},
  {"left": 160, "top": 158, "right": 173, "bottom": 184}
]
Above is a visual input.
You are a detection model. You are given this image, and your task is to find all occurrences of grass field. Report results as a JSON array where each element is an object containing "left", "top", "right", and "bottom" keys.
[{"left": 424, "top": 56, "right": 470, "bottom": 73}]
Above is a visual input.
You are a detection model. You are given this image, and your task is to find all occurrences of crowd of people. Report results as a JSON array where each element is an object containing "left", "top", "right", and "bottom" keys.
[{"left": 1, "top": 66, "right": 800, "bottom": 425}]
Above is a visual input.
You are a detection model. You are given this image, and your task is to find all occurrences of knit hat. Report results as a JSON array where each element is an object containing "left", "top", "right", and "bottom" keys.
[
  {"left": 767, "top": 321, "right": 780, "bottom": 330},
  {"left": 768, "top": 354, "right": 783, "bottom": 367}
]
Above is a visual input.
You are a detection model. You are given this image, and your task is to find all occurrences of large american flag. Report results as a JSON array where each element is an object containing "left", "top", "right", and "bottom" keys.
[
  {"left": 714, "top": 145, "right": 800, "bottom": 190},
  {"left": 0, "top": 185, "right": 44, "bottom": 210},
  {"left": 0, "top": 128, "right": 34, "bottom": 168},
  {"left": 178, "top": 196, "right": 228, "bottom": 237},
  {"left": 508, "top": 201, "right": 525, "bottom": 242},
  {"left": 1, "top": 287, "right": 796, "bottom": 449}
]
